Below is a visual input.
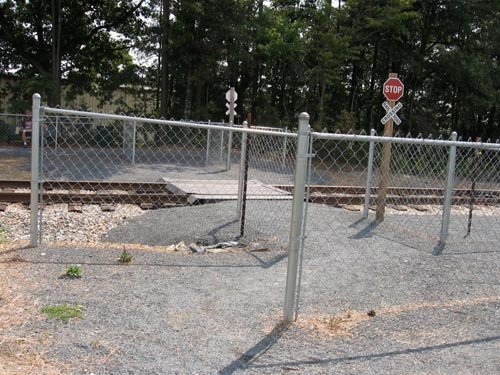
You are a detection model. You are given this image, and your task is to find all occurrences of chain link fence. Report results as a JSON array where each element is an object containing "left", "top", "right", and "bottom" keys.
[
  {"left": 1, "top": 97, "right": 499, "bottom": 330},
  {"left": 31, "top": 106, "right": 296, "bottom": 248},
  {"left": 304, "top": 131, "right": 500, "bottom": 253},
  {"left": 0, "top": 113, "right": 30, "bottom": 145}
]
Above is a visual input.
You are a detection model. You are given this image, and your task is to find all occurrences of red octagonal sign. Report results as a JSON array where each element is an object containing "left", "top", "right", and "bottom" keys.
[{"left": 383, "top": 78, "right": 404, "bottom": 101}]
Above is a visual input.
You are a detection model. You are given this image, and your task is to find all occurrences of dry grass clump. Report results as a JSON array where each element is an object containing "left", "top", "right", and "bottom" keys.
[
  {"left": 296, "top": 296, "right": 500, "bottom": 339},
  {"left": 0, "top": 252, "right": 65, "bottom": 374},
  {"left": 296, "top": 311, "right": 371, "bottom": 338}
]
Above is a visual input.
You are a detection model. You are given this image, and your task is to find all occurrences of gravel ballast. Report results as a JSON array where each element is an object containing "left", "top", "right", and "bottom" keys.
[{"left": 1, "top": 201, "right": 499, "bottom": 374}]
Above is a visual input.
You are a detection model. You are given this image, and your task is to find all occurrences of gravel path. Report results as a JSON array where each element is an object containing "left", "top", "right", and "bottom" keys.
[{"left": 1, "top": 201, "right": 499, "bottom": 374}]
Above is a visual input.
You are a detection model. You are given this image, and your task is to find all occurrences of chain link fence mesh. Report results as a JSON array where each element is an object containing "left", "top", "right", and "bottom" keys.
[
  {"left": 305, "top": 133, "right": 500, "bottom": 253},
  {"left": 35, "top": 109, "right": 296, "bottom": 248}
]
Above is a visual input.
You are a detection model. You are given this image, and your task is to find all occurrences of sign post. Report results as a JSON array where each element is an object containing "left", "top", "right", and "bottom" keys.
[
  {"left": 225, "top": 87, "right": 237, "bottom": 171},
  {"left": 376, "top": 73, "right": 404, "bottom": 222}
]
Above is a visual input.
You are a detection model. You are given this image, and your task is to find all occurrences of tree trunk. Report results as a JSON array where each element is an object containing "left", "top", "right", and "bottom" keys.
[
  {"left": 160, "top": 0, "right": 171, "bottom": 117},
  {"left": 50, "top": 0, "right": 62, "bottom": 106},
  {"left": 366, "top": 40, "right": 379, "bottom": 131},
  {"left": 184, "top": 70, "right": 192, "bottom": 119},
  {"left": 318, "top": 80, "right": 326, "bottom": 129},
  {"left": 349, "top": 60, "right": 361, "bottom": 113}
]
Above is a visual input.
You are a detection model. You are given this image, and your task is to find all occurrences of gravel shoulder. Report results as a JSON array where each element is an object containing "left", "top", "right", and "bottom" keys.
[{"left": 1, "top": 201, "right": 499, "bottom": 374}]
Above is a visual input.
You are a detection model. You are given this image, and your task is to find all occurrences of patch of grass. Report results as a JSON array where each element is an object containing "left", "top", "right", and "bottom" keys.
[
  {"left": 64, "top": 265, "right": 83, "bottom": 278},
  {"left": 0, "top": 224, "right": 8, "bottom": 244},
  {"left": 41, "top": 304, "right": 83, "bottom": 322},
  {"left": 118, "top": 249, "right": 133, "bottom": 264}
]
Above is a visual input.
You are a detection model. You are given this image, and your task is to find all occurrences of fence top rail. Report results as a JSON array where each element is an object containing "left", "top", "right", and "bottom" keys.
[
  {"left": 40, "top": 106, "right": 297, "bottom": 138},
  {"left": 312, "top": 131, "right": 500, "bottom": 151}
]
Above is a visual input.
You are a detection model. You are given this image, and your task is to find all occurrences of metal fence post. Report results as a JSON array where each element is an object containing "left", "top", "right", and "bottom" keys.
[
  {"left": 30, "top": 93, "right": 41, "bottom": 247},
  {"left": 236, "top": 121, "right": 248, "bottom": 221},
  {"left": 284, "top": 112, "right": 310, "bottom": 323},
  {"left": 131, "top": 120, "right": 137, "bottom": 164},
  {"left": 219, "top": 128, "right": 224, "bottom": 163},
  {"left": 363, "top": 129, "right": 376, "bottom": 219},
  {"left": 439, "top": 132, "right": 458, "bottom": 247},
  {"left": 226, "top": 126, "right": 233, "bottom": 171},
  {"left": 205, "top": 127, "right": 211, "bottom": 167},
  {"left": 55, "top": 115, "right": 59, "bottom": 152}
]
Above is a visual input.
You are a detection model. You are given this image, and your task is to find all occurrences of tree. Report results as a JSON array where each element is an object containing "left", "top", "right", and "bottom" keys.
[{"left": 0, "top": 0, "right": 146, "bottom": 106}]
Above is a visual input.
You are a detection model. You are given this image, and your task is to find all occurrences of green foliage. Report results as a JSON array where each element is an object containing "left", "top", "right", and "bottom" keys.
[
  {"left": 1, "top": 0, "right": 500, "bottom": 138},
  {"left": 64, "top": 265, "right": 83, "bottom": 279},
  {"left": 0, "top": 224, "right": 7, "bottom": 244},
  {"left": 118, "top": 250, "right": 133, "bottom": 264},
  {"left": 0, "top": 0, "right": 143, "bottom": 106},
  {"left": 41, "top": 304, "right": 83, "bottom": 322}
]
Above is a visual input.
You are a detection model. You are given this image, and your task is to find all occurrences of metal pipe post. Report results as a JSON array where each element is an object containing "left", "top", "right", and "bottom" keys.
[
  {"left": 439, "top": 132, "right": 457, "bottom": 246},
  {"left": 30, "top": 93, "right": 41, "bottom": 247},
  {"left": 363, "top": 129, "right": 376, "bottom": 219},
  {"left": 205, "top": 127, "right": 211, "bottom": 167},
  {"left": 55, "top": 115, "right": 59, "bottom": 152},
  {"left": 131, "top": 120, "right": 137, "bottom": 164},
  {"left": 239, "top": 114, "right": 252, "bottom": 237},
  {"left": 226, "top": 128, "right": 233, "bottom": 170},
  {"left": 225, "top": 87, "right": 236, "bottom": 171},
  {"left": 284, "top": 112, "right": 310, "bottom": 323},
  {"left": 236, "top": 121, "right": 248, "bottom": 220},
  {"left": 219, "top": 128, "right": 224, "bottom": 163}
]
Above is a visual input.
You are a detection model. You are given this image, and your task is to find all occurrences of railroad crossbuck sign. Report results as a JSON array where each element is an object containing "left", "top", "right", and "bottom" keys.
[
  {"left": 381, "top": 101, "right": 402, "bottom": 125},
  {"left": 225, "top": 88, "right": 238, "bottom": 116}
]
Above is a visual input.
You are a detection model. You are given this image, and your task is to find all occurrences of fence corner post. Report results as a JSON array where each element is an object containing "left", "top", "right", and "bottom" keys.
[
  {"left": 363, "top": 129, "right": 376, "bottom": 219},
  {"left": 284, "top": 112, "right": 310, "bottom": 323},
  {"left": 438, "top": 131, "right": 458, "bottom": 248},
  {"left": 30, "top": 93, "right": 41, "bottom": 247}
]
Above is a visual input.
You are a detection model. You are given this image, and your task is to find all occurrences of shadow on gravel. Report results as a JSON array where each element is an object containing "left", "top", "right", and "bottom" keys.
[
  {"left": 0, "top": 258, "right": 261, "bottom": 269},
  {"left": 1, "top": 250, "right": 288, "bottom": 269},
  {"left": 218, "top": 321, "right": 291, "bottom": 375},
  {"left": 244, "top": 251, "right": 288, "bottom": 269},
  {"left": 349, "top": 220, "right": 379, "bottom": 239},
  {"left": 247, "top": 335, "right": 500, "bottom": 371}
]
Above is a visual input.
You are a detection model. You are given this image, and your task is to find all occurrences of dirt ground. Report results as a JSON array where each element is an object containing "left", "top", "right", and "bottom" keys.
[{"left": 0, "top": 247, "right": 64, "bottom": 374}]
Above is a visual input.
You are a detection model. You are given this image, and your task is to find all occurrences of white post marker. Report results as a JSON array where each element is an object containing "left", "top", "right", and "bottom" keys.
[{"left": 225, "top": 87, "right": 237, "bottom": 170}]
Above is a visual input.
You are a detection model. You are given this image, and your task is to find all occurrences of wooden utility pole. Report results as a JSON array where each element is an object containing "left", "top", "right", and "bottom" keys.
[{"left": 376, "top": 72, "right": 398, "bottom": 222}]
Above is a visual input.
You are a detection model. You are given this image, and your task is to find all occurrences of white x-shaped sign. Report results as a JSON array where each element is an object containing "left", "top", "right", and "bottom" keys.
[{"left": 381, "top": 101, "right": 402, "bottom": 125}]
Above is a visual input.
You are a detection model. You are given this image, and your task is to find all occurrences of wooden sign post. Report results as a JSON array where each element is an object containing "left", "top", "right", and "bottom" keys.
[{"left": 376, "top": 73, "right": 404, "bottom": 222}]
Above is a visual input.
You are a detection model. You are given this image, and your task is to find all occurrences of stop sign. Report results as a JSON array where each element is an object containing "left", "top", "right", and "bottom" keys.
[{"left": 383, "top": 78, "right": 404, "bottom": 101}]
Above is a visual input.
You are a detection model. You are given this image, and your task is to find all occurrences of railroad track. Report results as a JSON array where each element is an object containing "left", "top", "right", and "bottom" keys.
[
  {"left": 0, "top": 180, "right": 188, "bottom": 209},
  {"left": 1, "top": 180, "right": 499, "bottom": 210},
  {"left": 274, "top": 185, "right": 500, "bottom": 206}
]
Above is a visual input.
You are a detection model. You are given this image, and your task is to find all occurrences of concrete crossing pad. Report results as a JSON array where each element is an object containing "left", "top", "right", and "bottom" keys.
[{"left": 161, "top": 178, "right": 292, "bottom": 204}]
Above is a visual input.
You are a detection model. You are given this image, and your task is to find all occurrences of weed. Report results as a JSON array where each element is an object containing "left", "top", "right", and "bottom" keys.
[
  {"left": 0, "top": 224, "right": 8, "bottom": 244},
  {"left": 118, "top": 249, "right": 133, "bottom": 263},
  {"left": 41, "top": 304, "right": 83, "bottom": 322},
  {"left": 64, "top": 265, "right": 83, "bottom": 278}
]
